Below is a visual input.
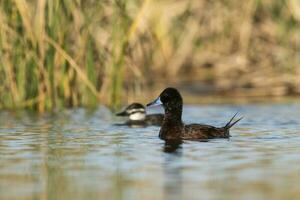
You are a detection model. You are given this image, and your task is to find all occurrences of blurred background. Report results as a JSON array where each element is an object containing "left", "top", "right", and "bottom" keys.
[
  {"left": 0, "top": 0, "right": 299, "bottom": 112},
  {"left": 1, "top": 2, "right": 300, "bottom": 199}
]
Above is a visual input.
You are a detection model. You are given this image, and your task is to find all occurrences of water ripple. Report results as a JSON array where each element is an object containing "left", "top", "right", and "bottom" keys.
[{"left": 0, "top": 105, "right": 300, "bottom": 200}]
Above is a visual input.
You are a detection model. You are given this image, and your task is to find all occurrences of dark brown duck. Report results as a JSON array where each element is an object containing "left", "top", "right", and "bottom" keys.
[
  {"left": 116, "top": 103, "right": 164, "bottom": 127},
  {"left": 147, "top": 88, "right": 242, "bottom": 140}
]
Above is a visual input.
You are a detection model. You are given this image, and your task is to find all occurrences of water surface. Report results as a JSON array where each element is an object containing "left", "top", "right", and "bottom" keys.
[{"left": 0, "top": 104, "right": 299, "bottom": 200}]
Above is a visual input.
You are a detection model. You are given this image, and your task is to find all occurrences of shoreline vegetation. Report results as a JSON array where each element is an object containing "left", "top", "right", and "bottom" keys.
[{"left": 0, "top": 0, "right": 299, "bottom": 112}]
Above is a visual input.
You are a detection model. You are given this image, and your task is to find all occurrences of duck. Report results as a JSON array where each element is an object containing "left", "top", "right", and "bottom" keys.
[
  {"left": 116, "top": 103, "right": 164, "bottom": 126},
  {"left": 146, "top": 87, "right": 242, "bottom": 140}
]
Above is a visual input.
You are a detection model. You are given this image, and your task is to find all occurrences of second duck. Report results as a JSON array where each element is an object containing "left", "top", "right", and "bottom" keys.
[{"left": 116, "top": 103, "right": 164, "bottom": 127}]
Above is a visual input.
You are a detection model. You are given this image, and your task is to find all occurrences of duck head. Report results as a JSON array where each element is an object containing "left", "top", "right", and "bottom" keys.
[
  {"left": 147, "top": 87, "right": 183, "bottom": 114},
  {"left": 116, "top": 103, "right": 146, "bottom": 121}
]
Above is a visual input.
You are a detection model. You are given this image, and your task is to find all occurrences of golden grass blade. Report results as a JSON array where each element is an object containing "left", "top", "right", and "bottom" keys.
[
  {"left": 288, "top": 0, "right": 300, "bottom": 21},
  {"left": 13, "top": 0, "right": 35, "bottom": 43},
  {"left": 35, "top": 0, "right": 46, "bottom": 56},
  {"left": 127, "top": 0, "right": 151, "bottom": 42},
  {"left": 45, "top": 35, "right": 100, "bottom": 100}
]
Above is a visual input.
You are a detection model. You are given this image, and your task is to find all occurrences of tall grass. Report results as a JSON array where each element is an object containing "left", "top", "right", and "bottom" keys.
[
  {"left": 0, "top": 0, "right": 299, "bottom": 112},
  {"left": 0, "top": 0, "right": 135, "bottom": 111}
]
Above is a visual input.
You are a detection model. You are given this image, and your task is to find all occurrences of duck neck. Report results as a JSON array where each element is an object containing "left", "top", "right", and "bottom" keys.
[
  {"left": 159, "top": 105, "right": 183, "bottom": 140},
  {"left": 164, "top": 106, "right": 182, "bottom": 124}
]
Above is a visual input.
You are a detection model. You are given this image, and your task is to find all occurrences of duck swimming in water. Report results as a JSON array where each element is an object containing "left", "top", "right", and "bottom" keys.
[
  {"left": 147, "top": 88, "right": 242, "bottom": 140},
  {"left": 116, "top": 103, "right": 164, "bottom": 126}
]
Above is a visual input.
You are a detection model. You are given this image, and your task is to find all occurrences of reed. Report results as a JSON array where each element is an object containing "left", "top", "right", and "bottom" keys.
[{"left": 0, "top": 0, "right": 299, "bottom": 112}]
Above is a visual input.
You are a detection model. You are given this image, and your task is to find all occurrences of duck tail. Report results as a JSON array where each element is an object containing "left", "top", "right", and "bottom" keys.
[{"left": 224, "top": 112, "right": 243, "bottom": 130}]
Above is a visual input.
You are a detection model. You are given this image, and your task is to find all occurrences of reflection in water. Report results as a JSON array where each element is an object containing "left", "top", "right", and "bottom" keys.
[
  {"left": 0, "top": 105, "right": 300, "bottom": 200},
  {"left": 163, "top": 140, "right": 183, "bottom": 153},
  {"left": 163, "top": 140, "right": 183, "bottom": 200}
]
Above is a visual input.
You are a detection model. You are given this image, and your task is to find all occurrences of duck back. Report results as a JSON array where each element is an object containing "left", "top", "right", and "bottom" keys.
[
  {"left": 146, "top": 114, "right": 164, "bottom": 126},
  {"left": 183, "top": 124, "right": 228, "bottom": 140}
]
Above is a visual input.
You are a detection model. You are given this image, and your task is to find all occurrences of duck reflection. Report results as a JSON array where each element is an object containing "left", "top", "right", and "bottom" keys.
[
  {"left": 162, "top": 140, "right": 183, "bottom": 200},
  {"left": 163, "top": 140, "right": 183, "bottom": 153}
]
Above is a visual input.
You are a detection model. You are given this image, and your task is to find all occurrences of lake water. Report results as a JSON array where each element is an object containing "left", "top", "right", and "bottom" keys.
[{"left": 0, "top": 104, "right": 299, "bottom": 200}]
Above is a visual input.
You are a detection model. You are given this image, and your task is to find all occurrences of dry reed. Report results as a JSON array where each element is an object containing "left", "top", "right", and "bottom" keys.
[{"left": 0, "top": 0, "right": 299, "bottom": 112}]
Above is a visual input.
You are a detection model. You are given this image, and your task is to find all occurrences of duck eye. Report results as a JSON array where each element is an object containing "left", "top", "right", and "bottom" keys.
[{"left": 161, "top": 94, "right": 170, "bottom": 103}]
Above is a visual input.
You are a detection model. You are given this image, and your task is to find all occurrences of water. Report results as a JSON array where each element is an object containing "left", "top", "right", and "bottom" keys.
[{"left": 0, "top": 104, "right": 299, "bottom": 200}]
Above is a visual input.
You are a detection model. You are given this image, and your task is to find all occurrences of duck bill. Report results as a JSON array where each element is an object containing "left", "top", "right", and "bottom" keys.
[
  {"left": 116, "top": 110, "right": 129, "bottom": 116},
  {"left": 147, "top": 97, "right": 162, "bottom": 107}
]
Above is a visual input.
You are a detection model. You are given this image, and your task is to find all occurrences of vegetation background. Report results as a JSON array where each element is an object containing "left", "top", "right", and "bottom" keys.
[{"left": 0, "top": 0, "right": 299, "bottom": 112}]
